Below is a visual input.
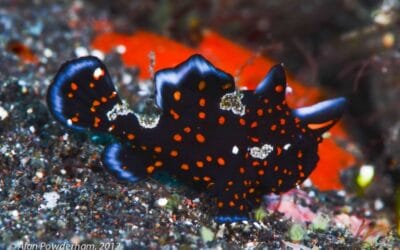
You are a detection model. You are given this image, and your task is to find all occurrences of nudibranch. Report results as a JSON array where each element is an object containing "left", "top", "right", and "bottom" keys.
[{"left": 47, "top": 54, "right": 346, "bottom": 223}]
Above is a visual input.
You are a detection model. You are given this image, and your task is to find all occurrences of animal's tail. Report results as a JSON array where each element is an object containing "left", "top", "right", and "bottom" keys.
[{"left": 47, "top": 56, "right": 139, "bottom": 140}]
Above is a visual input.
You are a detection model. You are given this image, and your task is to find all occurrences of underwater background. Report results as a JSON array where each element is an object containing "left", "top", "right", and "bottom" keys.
[{"left": 1, "top": 0, "right": 400, "bottom": 248}]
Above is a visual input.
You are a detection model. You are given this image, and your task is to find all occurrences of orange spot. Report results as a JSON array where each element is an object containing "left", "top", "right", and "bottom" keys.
[
  {"left": 169, "top": 109, "right": 180, "bottom": 120},
  {"left": 276, "top": 147, "right": 282, "bottom": 156},
  {"left": 92, "top": 100, "right": 101, "bottom": 107},
  {"left": 298, "top": 164, "right": 303, "bottom": 171},
  {"left": 101, "top": 97, "right": 107, "bottom": 103},
  {"left": 6, "top": 41, "right": 38, "bottom": 63},
  {"left": 173, "top": 91, "right": 181, "bottom": 101},
  {"left": 218, "top": 116, "right": 226, "bottom": 125},
  {"left": 173, "top": 134, "right": 182, "bottom": 142},
  {"left": 222, "top": 83, "right": 232, "bottom": 90},
  {"left": 154, "top": 146, "right": 162, "bottom": 153},
  {"left": 308, "top": 120, "right": 334, "bottom": 130},
  {"left": 239, "top": 205, "right": 244, "bottom": 211},
  {"left": 183, "top": 126, "right": 191, "bottom": 133},
  {"left": 250, "top": 137, "right": 259, "bottom": 143},
  {"left": 297, "top": 150, "right": 303, "bottom": 158},
  {"left": 68, "top": 93, "right": 74, "bottom": 98},
  {"left": 280, "top": 118, "right": 286, "bottom": 125},
  {"left": 217, "top": 157, "right": 225, "bottom": 166},
  {"left": 252, "top": 161, "right": 260, "bottom": 167},
  {"left": 109, "top": 92, "right": 117, "bottom": 98},
  {"left": 227, "top": 181, "right": 233, "bottom": 186},
  {"left": 299, "top": 172, "right": 305, "bottom": 178},
  {"left": 198, "top": 81, "right": 206, "bottom": 91},
  {"left": 280, "top": 129, "right": 286, "bottom": 135},
  {"left": 275, "top": 85, "right": 284, "bottom": 93},
  {"left": 239, "top": 118, "right": 246, "bottom": 126},
  {"left": 256, "top": 109, "right": 263, "bottom": 116},
  {"left": 268, "top": 108, "right": 273, "bottom": 114},
  {"left": 217, "top": 201, "right": 224, "bottom": 208},
  {"left": 89, "top": 82, "right": 95, "bottom": 88},
  {"left": 270, "top": 124, "right": 277, "bottom": 131},
  {"left": 206, "top": 155, "right": 212, "bottom": 162},
  {"left": 170, "top": 150, "right": 178, "bottom": 157},
  {"left": 239, "top": 167, "right": 245, "bottom": 174},
  {"left": 249, "top": 188, "right": 255, "bottom": 194},
  {"left": 229, "top": 201, "right": 235, "bottom": 207},
  {"left": 278, "top": 179, "right": 283, "bottom": 186},
  {"left": 274, "top": 165, "right": 279, "bottom": 172},
  {"left": 127, "top": 133, "right": 135, "bottom": 140},
  {"left": 250, "top": 121, "right": 258, "bottom": 128},
  {"left": 154, "top": 161, "right": 163, "bottom": 167},
  {"left": 198, "top": 112, "right": 206, "bottom": 119},
  {"left": 93, "top": 117, "right": 101, "bottom": 128},
  {"left": 234, "top": 194, "right": 239, "bottom": 200},
  {"left": 203, "top": 176, "right": 211, "bottom": 182},
  {"left": 70, "top": 82, "right": 78, "bottom": 91},
  {"left": 181, "top": 163, "right": 189, "bottom": 171},
  {"left": 71, "top": 116, "right": 79, "bottom": 123},
  {"left": 196, "top": 133, "right": 205, "bottom": 143},
  {"left": 193, "top": 176, "right": 200, "bottom": 181},
  {"left": 196, "top": 161, "right": 204, "bottom": 168},
  {"left": 146, "top": 166, "right": 155, "bottom": 174},
  {"left": 199, "top": 98, "right": 206, "bottom": 107}
]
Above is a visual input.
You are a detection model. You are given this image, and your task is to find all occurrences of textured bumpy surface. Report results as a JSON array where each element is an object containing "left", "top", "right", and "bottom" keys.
[{"left": 47, "top": 54, "right": 346, "bottom": 222}]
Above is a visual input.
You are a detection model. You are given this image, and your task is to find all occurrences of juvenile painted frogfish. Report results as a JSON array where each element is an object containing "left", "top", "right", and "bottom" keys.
[{"left": 47, "top": 54, "right": 346, "bottom": 223}]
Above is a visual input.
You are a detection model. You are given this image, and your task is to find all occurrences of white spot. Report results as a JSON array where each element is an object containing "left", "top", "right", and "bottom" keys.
[
  {"left": 302, "top": 178, "right": 313, "bottom": 187},
  {"left": 74, "top": 46, "right": 89, "bottom": 57},
  {"left": 155, "top": 198, "right": 168, "bottom": 207},
  {"left": 35, "top": 170, "right": 44, "bottom": 179},
  {"left": 286, "top": 85, "right": 293, "bottom": 95},
  {"left": 219, "top": 91, "right": 246, "bottom": 116},
  {"left": 93, "top": 67, "right": 105, "bottom": 80},
  {"left": 40, "top": 192, "right": 60, "bottom": 209},
  {"left": 67, "top": 119, "right": 73, "bottom": 126},
  {"left": 43, "top": 48, "right": 53, "bottom": 58},
  {"left": 249, "top": 144, "right": 274, "bottom": 160},
  {"left": 91, "top": 49, "right": 105, "bottom": 60},
  {"left": 106, "top": 101, "right": 134, "bottom": 121},
  {"left": 357, "top": 164, "right": 375, "bottom": 188},
  {"left": 232, "top": 145, "right": 239, "bottom": 154},
  {"left": 115, "top": 44, "right": 127, "bottom": 54},
  {"left": 283, "top": 143, "right": 291, "bottom": 150},
  {"left": 9, "top": 210, "right": 19, "bottom": 220},
  {"left": 0, "top": 106, "right": 9, "bottom": 120},
  {"left": 29, "top": 126, "right": 36, "bottom": 133},
  {"left": 122, "top": 73, "right": 133, "bottom": 85},
  {"left": 134, "top": 112, "right": 160, "bottom": 129},
  {"left": 374, "top": 199, "right": 384, "bottom": 211}
]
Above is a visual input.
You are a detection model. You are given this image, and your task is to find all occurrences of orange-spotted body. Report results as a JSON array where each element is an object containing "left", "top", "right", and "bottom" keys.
[{"left": 47, "top": 55, "right": 346, "bottom": 222}]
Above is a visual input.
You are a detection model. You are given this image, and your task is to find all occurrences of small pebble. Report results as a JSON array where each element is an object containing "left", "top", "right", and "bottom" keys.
[
  {"left": 0, "top": 106, "right": 9, "bottom": 120},
  {"left": 155, "top": 197, "right": 168, "bottom": 207}
]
